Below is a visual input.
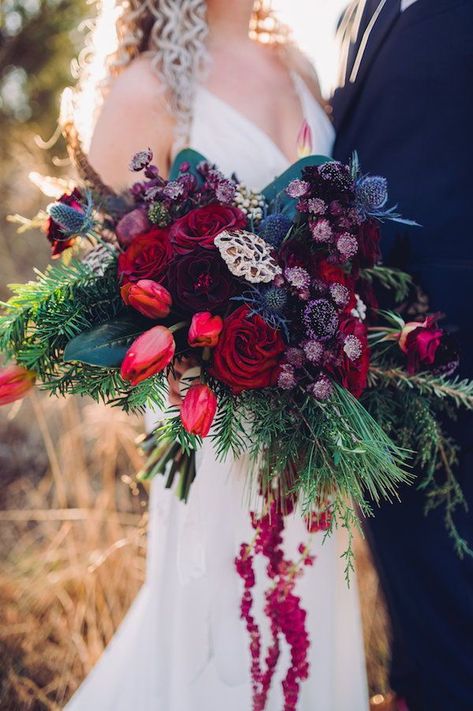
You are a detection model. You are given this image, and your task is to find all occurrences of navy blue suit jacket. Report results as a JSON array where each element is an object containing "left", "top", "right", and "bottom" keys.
[{"left": 332, "top": 2, "right": 473, "bottom": 709}]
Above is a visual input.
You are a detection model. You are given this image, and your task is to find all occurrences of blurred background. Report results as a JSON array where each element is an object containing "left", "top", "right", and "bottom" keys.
[{"left": 0, "top": 1, "right": 390, "bottom": 709}]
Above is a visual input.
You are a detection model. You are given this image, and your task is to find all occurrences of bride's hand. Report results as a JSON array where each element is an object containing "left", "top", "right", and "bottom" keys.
[{"left": 168, "top": 357, "right": 196, "bottom": 408}]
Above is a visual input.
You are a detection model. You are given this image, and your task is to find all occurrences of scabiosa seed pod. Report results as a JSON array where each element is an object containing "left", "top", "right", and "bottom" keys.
[
  {"left": 303, "top": 339, "right": 324, "bottom": 364},
  {"left": 329, "top": 282, "right": 350, "bottom": 308},
  {"left": 162, "top": 181, "right": 184, "bottom": 200},
  {"left": 336, "top": 233, "right": 359, "bottom": 260},
  {"left": 284, "top": 266, "right": 311, "bottom": 290},
  {"left": 278, "top": 364, "right": 297, "bottom": 390},
  {"left": 148, "top": 202, "right": 171, "bottom": 227},
  {"left": 307, "top": 198, "right": 326, "bottom": 215},
  {"left": 343, "top": 334, "right": 363, "bottom": 361},
  {"left": 285, "top": 347, "right": 305, "bottom": 368},
  {"left": 309, "top": 374, "right": 333, "bottom": 400},
  {"left": 310, "top": 218, "right": 333, "bottom": 243},
  {"left": 303, "top": 299, "right": 339, "bottom": 340},
  {"left": 356, "top": 175, "right": 388, "bottom": 212},
  {"left": 318, "top": 161, "right": 354, "bottom": 194},
  {"left": 129, "top": 148, "right": 153, "bottom": 172},
  {"left": 286, "top": 179, "right": 310, "bottom": 198},
  {"left": 259, "top": 214, "right": 292, "bottom": 248}
]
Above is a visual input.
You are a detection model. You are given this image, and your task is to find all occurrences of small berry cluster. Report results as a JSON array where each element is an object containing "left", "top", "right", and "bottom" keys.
[{"left": 235, "top": 503, "right": 315, "bottom": 711}]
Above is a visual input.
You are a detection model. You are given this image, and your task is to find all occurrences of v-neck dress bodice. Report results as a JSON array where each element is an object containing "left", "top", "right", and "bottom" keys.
[
  {"left": 191, "top": 73, "right": 335, "bottom": 189},
  {"left": 65, "top": 74, "right": 368, "bottom": 711}
]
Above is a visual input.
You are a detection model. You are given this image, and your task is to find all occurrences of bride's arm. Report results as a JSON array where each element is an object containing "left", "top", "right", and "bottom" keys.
[
  {"left": 88, "top": 58, "right": 186, "bottom": 405},
  {"left": 88, "top": 56, "right": 175, "bottom": 191}
]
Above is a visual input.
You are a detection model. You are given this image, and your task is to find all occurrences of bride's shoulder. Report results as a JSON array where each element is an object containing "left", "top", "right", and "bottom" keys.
[
  {"left": 88, "top": 56, "right": 174, "bottom": 190},
  {"left": 281, "top": 45, "right": 325, "bottom": 107}
]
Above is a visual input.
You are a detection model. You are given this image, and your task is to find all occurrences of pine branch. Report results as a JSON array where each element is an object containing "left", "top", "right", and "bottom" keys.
[
  {"left": 360, "top": 266, "right": 413, "bottom": 302},
  {"left": 369, "top": 366, "right": 473, "bottom": 410}
]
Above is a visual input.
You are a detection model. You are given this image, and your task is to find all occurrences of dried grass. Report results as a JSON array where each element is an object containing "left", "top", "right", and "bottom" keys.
[{"left": 0, "top": 393, "right": 390, "bottom": 710}]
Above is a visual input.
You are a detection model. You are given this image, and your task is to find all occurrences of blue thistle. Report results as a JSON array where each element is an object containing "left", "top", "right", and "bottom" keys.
[
  {"left": 356, "top": 175, "right": 388, "bottom": 214},
  {"left": 233, "top": 285, "right": 289, "bottom": 338},
  {"left": 258, "top": 213, "right": 292, "bottom": 248},
  {"left": 47, "top": 193, "right": 94, "bottom": 237}
]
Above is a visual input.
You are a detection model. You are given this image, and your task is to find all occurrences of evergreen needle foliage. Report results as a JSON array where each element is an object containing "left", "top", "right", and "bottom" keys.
[{"left": 360, "top": 266, "right": 413, "bottom": 302}]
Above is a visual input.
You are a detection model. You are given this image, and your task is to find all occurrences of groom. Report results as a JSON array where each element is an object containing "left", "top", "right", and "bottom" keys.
[{"left": 332, "top": 1, "right": 473, "bottom": 710}]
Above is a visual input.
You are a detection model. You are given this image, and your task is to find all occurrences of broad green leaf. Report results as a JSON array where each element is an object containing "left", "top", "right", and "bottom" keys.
[
  {"left": 63, "top": 313, "right": 152, "bottom": 367},
  {"left": 169, "top": 149, "right": 208, "bottom": 182},
  {"left": 262, "top": 155, "right": 332, "bottom": 216}
]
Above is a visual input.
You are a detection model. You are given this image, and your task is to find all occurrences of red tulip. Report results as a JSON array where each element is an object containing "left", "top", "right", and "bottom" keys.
[
  {"left": 180, "top": 383, "right": 218, "bottom": 437},
  {"left": 188, "top": 312, "right": 224, "bottom": 348},
  {"left": 0, "top": 365, "right": 35, "bottom": 406},
  {"left": 120, "top": 325, "right": 175, "bottom": 385},
  {"left": 121, "top": 280, "right": 172, "bottom": 319}
]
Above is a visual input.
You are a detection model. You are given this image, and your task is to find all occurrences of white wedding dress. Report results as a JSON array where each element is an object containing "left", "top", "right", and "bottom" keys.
[{"left": 66, "top": 75, "right": 369, "bottom": 711}]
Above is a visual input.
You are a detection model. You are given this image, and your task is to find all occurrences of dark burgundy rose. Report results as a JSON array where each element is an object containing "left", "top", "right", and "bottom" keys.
[
  {"left": 117, "top": 228, "right": 172, "bottom": 285},
  {"left": 210, "top": 305, "right": 286, "bottom": 393},
  {"left": 400, "top": 316, "right": 445, "bottom": 374},
  {"left": 329, "top": 316, "right": 369, "bottom": 398},
  {"left": 167, "top": 248, "right": 237, "bottom": 314},
  {"left": 356, "top": 219, "right": 382, "bottom": 268},
  {"left": 45, "top": 189, "right": 83, "bottom": 258},
  {"left": 170, "top": 204, "right": 247, "bottom": 254}
]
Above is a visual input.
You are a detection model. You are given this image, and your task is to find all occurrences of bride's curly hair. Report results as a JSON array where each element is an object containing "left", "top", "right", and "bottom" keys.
[{"left": 73, "top": 0, "right": 288, "bottom": 148}]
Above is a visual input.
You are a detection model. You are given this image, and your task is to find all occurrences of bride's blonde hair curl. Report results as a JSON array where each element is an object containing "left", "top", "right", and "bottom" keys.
[{"left": 73, "top": 0, "right": 288, "bottom": 149}]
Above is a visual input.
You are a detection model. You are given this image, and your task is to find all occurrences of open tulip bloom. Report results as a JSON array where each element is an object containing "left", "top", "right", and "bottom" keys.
[{"left": 1, "top": 148, "right": 473, "bottom": 559}]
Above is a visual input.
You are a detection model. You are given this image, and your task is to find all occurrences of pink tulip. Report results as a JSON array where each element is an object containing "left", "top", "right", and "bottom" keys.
[
  {"left": 188, "top": 312, "right": 224, "bottom": 348},
  {"left": 180, "top": 383, "right": 218, "bottom": 437},
  {"left": 0, "top": 365, "right": 35, "bottom": 406},
  {"left": 297, "top": 119, "right": 313, "bottom": 159},
  {"left": 120, "top": 325, "right": 175, "bottom": 385},
  {"left": 121, "top": 280, "right": 172, "bottom": 319}
]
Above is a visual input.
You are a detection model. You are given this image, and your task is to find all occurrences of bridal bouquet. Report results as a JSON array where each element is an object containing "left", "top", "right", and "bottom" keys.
[
  {"left": 2, "top": 148, "right": 472, "bottom": 528},
  {"left": 2, "top": 147, "right": 473, "bottom": 710}
]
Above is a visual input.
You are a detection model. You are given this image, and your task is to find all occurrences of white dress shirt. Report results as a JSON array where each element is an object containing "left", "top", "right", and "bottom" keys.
[{"left": 401, "top": 0, "right": 419, "bottom": 10}]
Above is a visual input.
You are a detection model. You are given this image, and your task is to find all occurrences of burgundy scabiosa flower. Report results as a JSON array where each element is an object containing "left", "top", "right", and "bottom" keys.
[{"left": 303, "top": 299, "right": 339, "bottom": 341}]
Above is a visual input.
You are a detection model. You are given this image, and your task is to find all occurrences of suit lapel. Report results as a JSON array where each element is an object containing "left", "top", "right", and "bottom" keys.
[{"left": 332, "top": 0, "right": 401, "bottom": 132}]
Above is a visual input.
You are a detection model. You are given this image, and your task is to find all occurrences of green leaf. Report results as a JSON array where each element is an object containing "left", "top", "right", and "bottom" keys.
[
  {"left": 63, "top": 313, "right": 152, "bottom": 367},
  {"left": 169, "top": 149, "right": 208, "bottom": 181},
  {"left": 262, "top": 154, "right": 332, "bottom": 213}
]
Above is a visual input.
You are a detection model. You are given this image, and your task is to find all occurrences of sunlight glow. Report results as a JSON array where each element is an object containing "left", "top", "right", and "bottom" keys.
[{"left": 272, "top": 0, "right": 348, "bottom": 95}]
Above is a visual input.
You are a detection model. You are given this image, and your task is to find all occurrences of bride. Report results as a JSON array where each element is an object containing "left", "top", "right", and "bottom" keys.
[{"left": 66, "top": 1, "right": 369, "bottom": 709}]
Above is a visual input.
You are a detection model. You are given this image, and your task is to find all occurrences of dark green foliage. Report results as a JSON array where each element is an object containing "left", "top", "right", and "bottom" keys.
[{"left": 360, "top": 266, "right": 413, "bottom": 303}]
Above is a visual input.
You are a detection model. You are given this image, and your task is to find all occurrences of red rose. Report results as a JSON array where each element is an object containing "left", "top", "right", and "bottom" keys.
[
  {"left": 330, "top": 316, "right": 369, "bottom": 398},
  {"left": 118, "top": 229, "right": 172, "bottom": 285},
  {"left": 401, "top": 316, "right": 444, "bottom": 374},
  {"left": 318, "top": 259, "right": 356, "bottom": 311},
  {"left": 356, "top": 219, "right": 381, "bottom": 268},
  {"left": 210, "top": 306, "right": 286, "bottom": 394},
  {"left": 45, "top": 189, "right": 83, "bottom": 258},
  {"left": 170, "top": 204, "right": 246, "bottom": 254}
]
